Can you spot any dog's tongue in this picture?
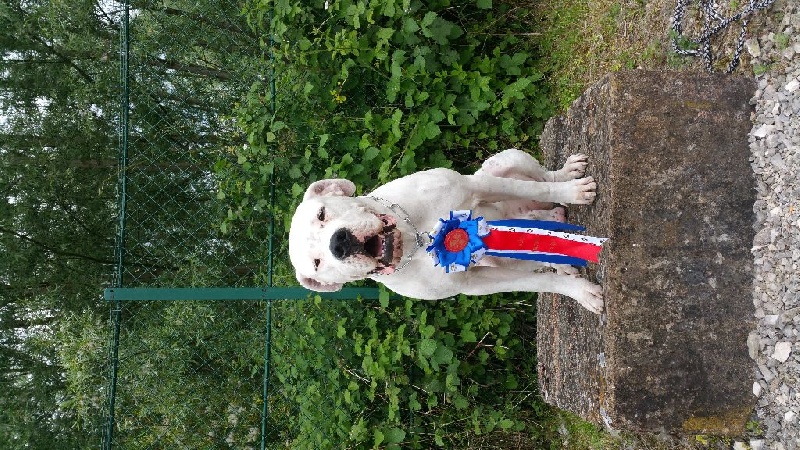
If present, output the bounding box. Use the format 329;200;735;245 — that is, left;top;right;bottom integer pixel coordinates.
375;265;396;275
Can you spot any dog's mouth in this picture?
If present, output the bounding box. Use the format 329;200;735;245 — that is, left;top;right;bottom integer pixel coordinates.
365;214;403;275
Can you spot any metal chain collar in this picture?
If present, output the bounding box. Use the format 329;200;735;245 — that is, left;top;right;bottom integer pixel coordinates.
367;196;430;273
671;0;776;73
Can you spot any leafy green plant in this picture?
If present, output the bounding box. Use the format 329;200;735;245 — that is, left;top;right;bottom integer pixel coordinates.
774;32;790;50
217;0;554;234
268;291;544;448
753;63;772;76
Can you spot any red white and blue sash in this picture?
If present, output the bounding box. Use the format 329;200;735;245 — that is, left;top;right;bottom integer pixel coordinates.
427;210;607;273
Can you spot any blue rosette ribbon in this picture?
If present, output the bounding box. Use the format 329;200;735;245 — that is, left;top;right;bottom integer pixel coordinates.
426;210;490;273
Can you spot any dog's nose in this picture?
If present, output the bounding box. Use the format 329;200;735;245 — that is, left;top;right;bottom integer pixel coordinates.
330;228;358;260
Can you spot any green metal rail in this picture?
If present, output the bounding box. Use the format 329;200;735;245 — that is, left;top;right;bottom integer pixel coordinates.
103;287;382;301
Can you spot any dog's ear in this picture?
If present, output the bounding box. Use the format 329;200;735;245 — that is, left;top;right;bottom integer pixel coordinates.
304;179;356;200
297;274;344;293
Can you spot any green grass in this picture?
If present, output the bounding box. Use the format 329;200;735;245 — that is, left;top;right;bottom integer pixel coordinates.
523;0;678;111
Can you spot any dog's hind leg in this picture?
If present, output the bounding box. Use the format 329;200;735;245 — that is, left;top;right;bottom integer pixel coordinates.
461;266;603;314
476;148;549;181
476;148;589;183
476;149;592;215
477;148;553;211
521;205;567;222
474;255;579;277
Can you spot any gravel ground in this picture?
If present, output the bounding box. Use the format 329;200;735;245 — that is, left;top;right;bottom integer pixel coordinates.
745;1;800;449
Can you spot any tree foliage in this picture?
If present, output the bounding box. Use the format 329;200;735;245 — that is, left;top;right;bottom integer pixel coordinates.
1;0;120;446
1;0;266;447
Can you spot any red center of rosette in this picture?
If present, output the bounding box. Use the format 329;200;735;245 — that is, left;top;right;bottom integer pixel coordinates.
443;228;469;252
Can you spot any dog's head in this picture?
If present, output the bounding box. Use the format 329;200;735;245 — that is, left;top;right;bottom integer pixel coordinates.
288;179;405;292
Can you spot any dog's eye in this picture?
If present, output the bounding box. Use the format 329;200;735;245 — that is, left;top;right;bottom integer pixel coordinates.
313;259;321;270
317;207;326;222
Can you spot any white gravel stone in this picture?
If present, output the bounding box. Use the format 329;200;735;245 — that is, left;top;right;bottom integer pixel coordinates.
747;38;763;57
764;314;781;327
754;124;775;138
747;4;800;448
772;342;792;362
759;364;776;382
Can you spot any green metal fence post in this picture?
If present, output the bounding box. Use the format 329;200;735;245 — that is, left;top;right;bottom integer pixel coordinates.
104;1;130;448
261;13;279;448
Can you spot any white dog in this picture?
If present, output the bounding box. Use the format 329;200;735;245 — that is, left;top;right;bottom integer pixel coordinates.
288;148;604;314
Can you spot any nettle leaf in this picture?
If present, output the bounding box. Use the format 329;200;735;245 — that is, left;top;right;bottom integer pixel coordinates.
477;0;492;9
498;321;511;337
403;17;419;34
435;429;445;446
405;90;415;107
336;320;346;339
421;11;437;30
505;373;519;389
373;429;384;447
271;120;287;132
349;418;368;441
419;338;437;358
453;393;469;410
499;52;528;76
499;418;515;430
432;344;453;366
387;51;407;102
379;289;390;307
385;427;406;445
391;50;407;76
377;27;394;41
460;327;477;342
386;77;401;103
501;77;533;107
361;146;378;161
340;152;354;166
382;1;395;17
346;3;366;28
424;17;462;45
409;393;422;411
423;121;441;139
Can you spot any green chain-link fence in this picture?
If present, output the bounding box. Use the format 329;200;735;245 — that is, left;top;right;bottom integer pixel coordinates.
103;1;382;448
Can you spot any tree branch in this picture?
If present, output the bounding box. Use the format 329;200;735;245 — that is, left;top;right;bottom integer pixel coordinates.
146;57;232;81
0;226;115;266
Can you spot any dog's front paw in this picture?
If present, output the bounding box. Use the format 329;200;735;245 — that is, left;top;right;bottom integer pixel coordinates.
549;206;567;223
555;264;579;276
575;281;604;314
527;206;567;222
563;176;597;205
551;153;589;181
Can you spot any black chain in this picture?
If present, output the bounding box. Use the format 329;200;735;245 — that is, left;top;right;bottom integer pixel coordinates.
672;0;776;73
